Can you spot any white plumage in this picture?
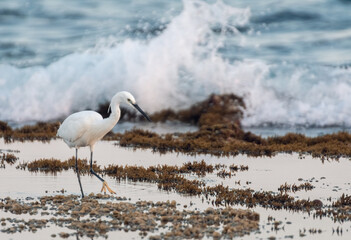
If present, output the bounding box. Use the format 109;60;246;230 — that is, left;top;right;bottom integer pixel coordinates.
58;110;115;151
57;91;150;197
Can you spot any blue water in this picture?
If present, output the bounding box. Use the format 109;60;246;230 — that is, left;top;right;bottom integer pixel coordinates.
1;0;351;135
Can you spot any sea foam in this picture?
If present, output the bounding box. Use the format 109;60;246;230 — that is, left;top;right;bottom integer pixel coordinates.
1;0;351;127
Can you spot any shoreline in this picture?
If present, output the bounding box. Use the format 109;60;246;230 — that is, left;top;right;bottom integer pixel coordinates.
1;94;351;159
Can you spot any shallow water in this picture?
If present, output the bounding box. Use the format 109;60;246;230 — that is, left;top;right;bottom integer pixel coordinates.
8;121;198;136
113;121;198;135
0;139;350;239
244;126;351;138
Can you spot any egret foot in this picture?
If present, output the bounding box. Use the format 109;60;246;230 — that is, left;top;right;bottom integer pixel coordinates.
101;181;116;194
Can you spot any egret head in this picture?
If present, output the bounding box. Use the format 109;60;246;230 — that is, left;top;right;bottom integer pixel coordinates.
121;91;137;106
110;91;151;121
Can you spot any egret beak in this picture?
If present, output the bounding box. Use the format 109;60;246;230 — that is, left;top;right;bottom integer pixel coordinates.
132;103;151;122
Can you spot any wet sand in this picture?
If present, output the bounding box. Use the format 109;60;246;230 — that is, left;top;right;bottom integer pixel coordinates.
1;139;351;239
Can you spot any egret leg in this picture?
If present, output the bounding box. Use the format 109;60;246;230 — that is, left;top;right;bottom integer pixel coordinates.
75;148;84;198
89;151;116;194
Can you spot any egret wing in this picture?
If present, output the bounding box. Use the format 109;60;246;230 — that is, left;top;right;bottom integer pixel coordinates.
57;111;103;144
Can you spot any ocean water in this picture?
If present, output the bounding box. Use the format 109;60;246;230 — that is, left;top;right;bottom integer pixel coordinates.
1;0;351;134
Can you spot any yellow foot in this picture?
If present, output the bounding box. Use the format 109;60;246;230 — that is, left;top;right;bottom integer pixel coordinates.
101;181;116;194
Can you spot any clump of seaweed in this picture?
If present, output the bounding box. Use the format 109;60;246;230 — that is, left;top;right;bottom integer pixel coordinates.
314;194;351;222
333;194;351;208
150;93;245;127
214;163;226;170
217;169;232;179
179;160;214;176
0;121;12;132
104;160;213;183
0;121;60;142
19;157;101;174
105;165;158;182
229;164;249;172
1;153;18;165
278;182;315;193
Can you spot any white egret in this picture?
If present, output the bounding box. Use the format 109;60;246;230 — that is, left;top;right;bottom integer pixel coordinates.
57;91;151;197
